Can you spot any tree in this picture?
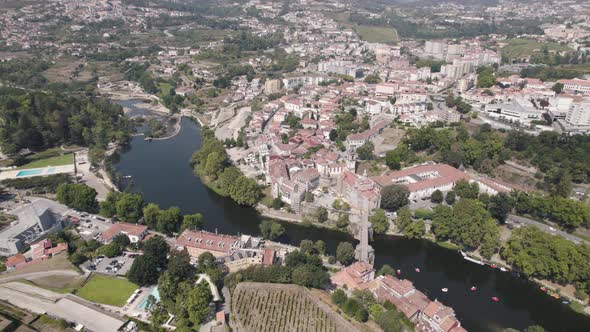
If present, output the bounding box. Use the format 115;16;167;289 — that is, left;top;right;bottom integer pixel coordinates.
259;220;284;240
300;239;316;255
336;213;350;229
488;193;512;223
431;189;444;204
143;203;160;229
218;166;240;194
112;233;130;248
181;213;203;232
354;307;369;322
88;148;106;167
128;255;159;285
129;236;169;285
329;129;338;141
168;249;194;280
331;289;347;306
97;242;122;258
315;240;326;255
551;83;564;94
370;209;389;234
336;242;355;265
56;183;98;212
403;220;425;239
197;252;217;272
314;207;328;223
230;176;260;206
377;264;395;276
385;149;402;170
115;193;144;222
445;190;456;205
157;206;182;235
186;282;213;326
524;326;545;332
356;142;374;160
480;219;501;259
204;151;226;179
304;191;314;203
364;74;381;84
454;179;479;199
477;66;496;88
99;192;120;217
143;236;169;269
395;207;413;231
380;185;409;211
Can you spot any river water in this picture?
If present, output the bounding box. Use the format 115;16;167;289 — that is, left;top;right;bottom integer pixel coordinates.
115;116;590;332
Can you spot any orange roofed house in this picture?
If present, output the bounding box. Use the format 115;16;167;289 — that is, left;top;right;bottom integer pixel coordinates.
99;222;148;244
176;230;249;258
331;261;375;290
372;163;512;201
368;275;466;332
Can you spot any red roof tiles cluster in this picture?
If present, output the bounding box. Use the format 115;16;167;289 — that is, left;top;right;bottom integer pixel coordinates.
177;230;241;254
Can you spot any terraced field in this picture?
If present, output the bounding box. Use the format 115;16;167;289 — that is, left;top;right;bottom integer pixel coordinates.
231;282;358;332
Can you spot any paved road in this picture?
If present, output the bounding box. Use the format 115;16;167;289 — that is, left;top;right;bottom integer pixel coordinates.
507;214;590;245
0;270;83;283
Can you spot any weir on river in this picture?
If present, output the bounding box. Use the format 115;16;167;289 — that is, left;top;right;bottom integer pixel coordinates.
114;108;590;332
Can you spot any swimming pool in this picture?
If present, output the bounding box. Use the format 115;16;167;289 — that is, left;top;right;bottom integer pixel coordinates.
15;167;57;178
16;169;45;177
139;287;160;310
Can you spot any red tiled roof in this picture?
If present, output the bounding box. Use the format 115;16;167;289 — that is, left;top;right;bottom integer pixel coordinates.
100;222;148;242
372;164;469;192
262;249;275;265
177;230;240;254
6;254;26;267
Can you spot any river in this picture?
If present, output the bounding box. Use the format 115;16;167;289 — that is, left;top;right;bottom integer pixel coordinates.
115;116;590;332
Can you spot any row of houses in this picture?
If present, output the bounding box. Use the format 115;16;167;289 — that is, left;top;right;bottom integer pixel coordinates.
332;262;466;332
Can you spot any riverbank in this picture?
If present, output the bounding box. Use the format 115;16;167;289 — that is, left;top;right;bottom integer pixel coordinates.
253;204;590;315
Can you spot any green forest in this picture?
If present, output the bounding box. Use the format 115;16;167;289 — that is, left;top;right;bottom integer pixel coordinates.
0;87;134;154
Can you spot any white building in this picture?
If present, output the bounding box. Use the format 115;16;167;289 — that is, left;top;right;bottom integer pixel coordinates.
484;99;543;125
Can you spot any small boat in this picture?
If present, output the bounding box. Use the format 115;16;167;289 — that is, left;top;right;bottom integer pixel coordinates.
396;269;401;275
500;267;507;272
470;286;477;291
490;264;497;269
491;297;500;302
415;268;421;273
441;288;448;293
540;287;547;292
550;293;560;299
562;300;570;304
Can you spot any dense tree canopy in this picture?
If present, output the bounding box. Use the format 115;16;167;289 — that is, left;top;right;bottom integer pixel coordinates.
56;183;98;213
0;87;133;154
380;185;409;211
192;129;260;206
431;199;500;259
501;226;590;296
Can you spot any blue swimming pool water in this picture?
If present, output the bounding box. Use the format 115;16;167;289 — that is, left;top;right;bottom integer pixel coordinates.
139;287;160;310
16;169;44;177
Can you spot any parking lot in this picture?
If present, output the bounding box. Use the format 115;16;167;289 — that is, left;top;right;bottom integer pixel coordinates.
66;211;114;240
85;253;137;276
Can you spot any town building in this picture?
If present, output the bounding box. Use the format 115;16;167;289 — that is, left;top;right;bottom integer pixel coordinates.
558;79;590;95
176;230;250;258
99;222;148;244
373;164;469;201
0;200;64;256
331;261;375;290
483;99;543;125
